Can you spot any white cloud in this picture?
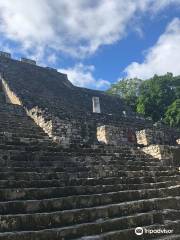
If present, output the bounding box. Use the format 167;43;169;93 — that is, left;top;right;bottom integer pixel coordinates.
0;0;180;90
150;0;180;11
59;63;110;90
0;0;179;59
0;0;138;58
125;18;180;79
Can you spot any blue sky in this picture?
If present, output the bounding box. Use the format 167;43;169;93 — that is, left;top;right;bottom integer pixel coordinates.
0;1;180;90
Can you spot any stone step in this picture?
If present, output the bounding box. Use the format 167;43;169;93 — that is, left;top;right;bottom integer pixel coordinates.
0;123;34;128
0;116;33;121
75;225;180;240
0;151;169;166
0;180;179;203
0;211;162;239
0;174;179;188
74;229;155;240
0;126;43;132
0;121;39;128
0;160;165;172
0;111;31;116
1;155;165;168
2;161;172;170
0;176;178;190
0;191;179;216
0;145;170;166
152;234;180;240
0;138;50;146
0;165;175;173
38;152;166;163
0;175;179;189
0;183;179;202
0;132;48;138
0;118;40;124
0;200;167;233
163;209;180;221
0;144;133;153
0;166;89;173
0;143;156;158
0;129;45;137
0;140;50;146
75;218;180;239
145;220;180;239
0;143;55;151
0;170;177;181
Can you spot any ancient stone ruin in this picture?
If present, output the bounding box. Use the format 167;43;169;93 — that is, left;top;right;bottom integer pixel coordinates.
0;51;179;240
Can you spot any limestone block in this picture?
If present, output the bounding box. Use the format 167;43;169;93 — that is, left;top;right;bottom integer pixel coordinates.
141;144;178;161
97;125;136;145
136;128;174;146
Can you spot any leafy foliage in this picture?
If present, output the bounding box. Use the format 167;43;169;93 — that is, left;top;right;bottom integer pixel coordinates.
107;78;142;111
164;100;180;127
136;73;177;121
107;73;180;127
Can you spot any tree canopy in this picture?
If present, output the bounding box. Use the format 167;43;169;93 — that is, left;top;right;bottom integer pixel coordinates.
107;78;142;111
164;99;180;127
107;73;180;128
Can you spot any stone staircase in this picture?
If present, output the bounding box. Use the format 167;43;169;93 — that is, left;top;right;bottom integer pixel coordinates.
0;98;180;239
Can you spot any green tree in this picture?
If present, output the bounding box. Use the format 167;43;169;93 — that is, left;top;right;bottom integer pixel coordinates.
136;73;176;121
107;78;142;111
164;99;180;127
107;73;180;126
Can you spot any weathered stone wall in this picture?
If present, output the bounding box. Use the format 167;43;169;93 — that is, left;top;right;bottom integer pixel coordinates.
27;107;53;138
22;106;89;146
136;128;176;146
142;145;179;162
97;125;136;145
136;130;149;145
141;145;172;160
136;126;180;162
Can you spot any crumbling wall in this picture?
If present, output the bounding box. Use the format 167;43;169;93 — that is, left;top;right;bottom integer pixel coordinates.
141;145;174;160
17;105;90;146
136;128;175;146
136;127;180;163
97;125;136;145
1;79;22;105
27;107;53;138
27;106;98;145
